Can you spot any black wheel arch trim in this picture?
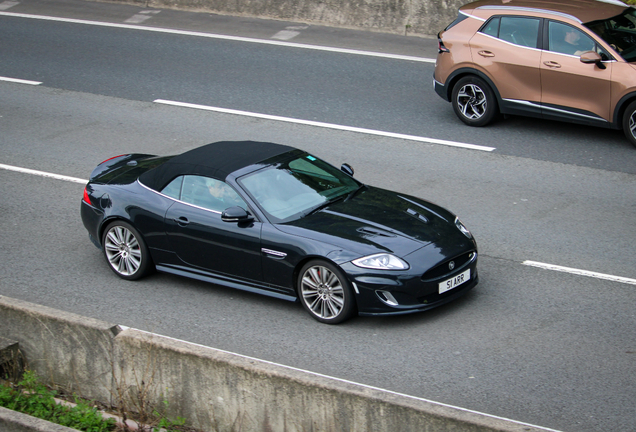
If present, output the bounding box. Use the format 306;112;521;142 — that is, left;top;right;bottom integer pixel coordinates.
443;68;504;107
613;92;636;127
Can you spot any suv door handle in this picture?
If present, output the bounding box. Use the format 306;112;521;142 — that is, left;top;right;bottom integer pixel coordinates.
478;50;495;57
543;61;561;68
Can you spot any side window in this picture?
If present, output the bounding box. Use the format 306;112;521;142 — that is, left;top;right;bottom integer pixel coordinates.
498;16;540;48
161;176;183;199
480;16;500;37
548;21;596;56
180;175;247;212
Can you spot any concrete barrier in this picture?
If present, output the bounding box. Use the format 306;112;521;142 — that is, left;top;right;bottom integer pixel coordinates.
0;295;558;431
97;0;466;35
0;407;80;432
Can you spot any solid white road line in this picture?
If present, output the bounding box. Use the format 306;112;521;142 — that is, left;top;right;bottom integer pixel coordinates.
154;99;497;152
0;76;42;85
523;260;636;286
0;11;435;63
0;163;86;184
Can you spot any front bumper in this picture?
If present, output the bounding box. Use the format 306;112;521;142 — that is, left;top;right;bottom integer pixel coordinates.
342;248;478;316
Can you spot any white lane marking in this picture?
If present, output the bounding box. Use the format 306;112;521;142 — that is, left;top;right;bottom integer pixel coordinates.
124;10;160;24
128;327;563;432
0;76;42;85
0;11;435;63
272;30;301;41
154;99;496;152
0;1;19;10
523;260;636;286
0;163;86;184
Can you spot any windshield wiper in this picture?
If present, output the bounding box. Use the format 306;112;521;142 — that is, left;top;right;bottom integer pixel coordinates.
301;195;346;218
344;184;366;202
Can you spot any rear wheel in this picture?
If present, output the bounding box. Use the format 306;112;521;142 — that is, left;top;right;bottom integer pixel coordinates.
622;100;636;148
102;221;153;280
452;76;498;127
297;260;356;324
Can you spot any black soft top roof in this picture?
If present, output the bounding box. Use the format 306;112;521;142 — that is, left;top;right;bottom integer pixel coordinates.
139;141;294;191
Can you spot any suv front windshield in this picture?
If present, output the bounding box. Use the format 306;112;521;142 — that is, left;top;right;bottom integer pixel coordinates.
586;7;636;62
238;153;361;223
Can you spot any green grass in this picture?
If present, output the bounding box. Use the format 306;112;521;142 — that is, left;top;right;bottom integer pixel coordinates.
0;371;115;432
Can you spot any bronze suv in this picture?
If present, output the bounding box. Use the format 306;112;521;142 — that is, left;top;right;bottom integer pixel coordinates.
434;0;636;148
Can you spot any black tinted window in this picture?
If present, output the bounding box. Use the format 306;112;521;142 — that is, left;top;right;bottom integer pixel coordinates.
445;12;469;31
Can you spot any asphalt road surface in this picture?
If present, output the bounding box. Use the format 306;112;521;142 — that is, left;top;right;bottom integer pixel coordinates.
1;1;635;431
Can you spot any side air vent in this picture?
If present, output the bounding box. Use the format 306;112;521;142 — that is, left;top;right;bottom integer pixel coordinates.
356;227;396;237
406;208;429;223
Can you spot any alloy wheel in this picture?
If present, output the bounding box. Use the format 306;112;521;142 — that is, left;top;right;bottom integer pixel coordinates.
300;265;346;320
104;225;142;276
456;84;487;120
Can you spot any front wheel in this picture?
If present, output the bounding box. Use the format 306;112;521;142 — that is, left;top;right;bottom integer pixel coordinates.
102;221;153;280
451;76;498;127
297;260;356;324
622;100;636;148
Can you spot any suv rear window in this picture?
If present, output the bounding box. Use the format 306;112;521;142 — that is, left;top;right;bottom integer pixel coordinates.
480;16;540;48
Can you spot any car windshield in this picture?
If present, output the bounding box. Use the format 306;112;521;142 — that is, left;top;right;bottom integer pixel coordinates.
586;7;636;62
238;153;361;223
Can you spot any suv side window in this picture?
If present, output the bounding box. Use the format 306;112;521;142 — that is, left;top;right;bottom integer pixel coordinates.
480;16;540;48
481;16;500;37
548;21;596;56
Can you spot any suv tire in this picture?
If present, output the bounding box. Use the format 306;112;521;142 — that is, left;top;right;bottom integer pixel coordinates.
622;100;636;148
452;76;498;127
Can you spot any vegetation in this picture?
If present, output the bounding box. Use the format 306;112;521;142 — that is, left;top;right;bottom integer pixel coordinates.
0;368;199;432
0;370;115;432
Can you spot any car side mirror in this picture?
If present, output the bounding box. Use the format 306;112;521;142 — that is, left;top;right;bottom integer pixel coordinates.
222;206;254;223
580;51;606;69
341;163;354;177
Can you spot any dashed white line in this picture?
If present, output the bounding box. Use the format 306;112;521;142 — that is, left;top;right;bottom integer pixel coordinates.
523;260;636;286
0;76;42;85
0;164;86;184
124;10;161;24
153;99;496;152
0;1;19;11
0;11;434;63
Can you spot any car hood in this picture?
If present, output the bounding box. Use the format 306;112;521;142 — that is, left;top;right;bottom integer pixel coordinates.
274;186;469;257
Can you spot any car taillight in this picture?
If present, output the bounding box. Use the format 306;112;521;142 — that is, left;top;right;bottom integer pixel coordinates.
82;186;93;205
438;37;449;53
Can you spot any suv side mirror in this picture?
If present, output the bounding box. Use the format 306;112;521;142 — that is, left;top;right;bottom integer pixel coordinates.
341;163;354;177
222;206;254;223
580;51;606;69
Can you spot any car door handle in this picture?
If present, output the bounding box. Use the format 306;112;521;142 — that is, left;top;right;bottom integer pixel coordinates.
478;50;495;57
543;61;561;68
174;216;189;226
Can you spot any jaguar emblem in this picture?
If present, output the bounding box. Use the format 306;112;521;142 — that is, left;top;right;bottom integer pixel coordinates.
448;261;455;271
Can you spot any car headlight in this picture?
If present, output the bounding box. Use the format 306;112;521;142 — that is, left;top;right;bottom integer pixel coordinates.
455;216;473;239
352;253;409;270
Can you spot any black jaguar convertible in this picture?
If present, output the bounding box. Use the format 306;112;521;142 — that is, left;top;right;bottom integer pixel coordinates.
81;141;478;324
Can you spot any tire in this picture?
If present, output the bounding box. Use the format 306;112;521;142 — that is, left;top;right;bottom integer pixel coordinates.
451;76;498;127
622;100;636;149
297;260;356;324
101;221;153;280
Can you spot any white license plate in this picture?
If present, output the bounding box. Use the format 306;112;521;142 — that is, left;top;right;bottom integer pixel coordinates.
439;269;470;294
